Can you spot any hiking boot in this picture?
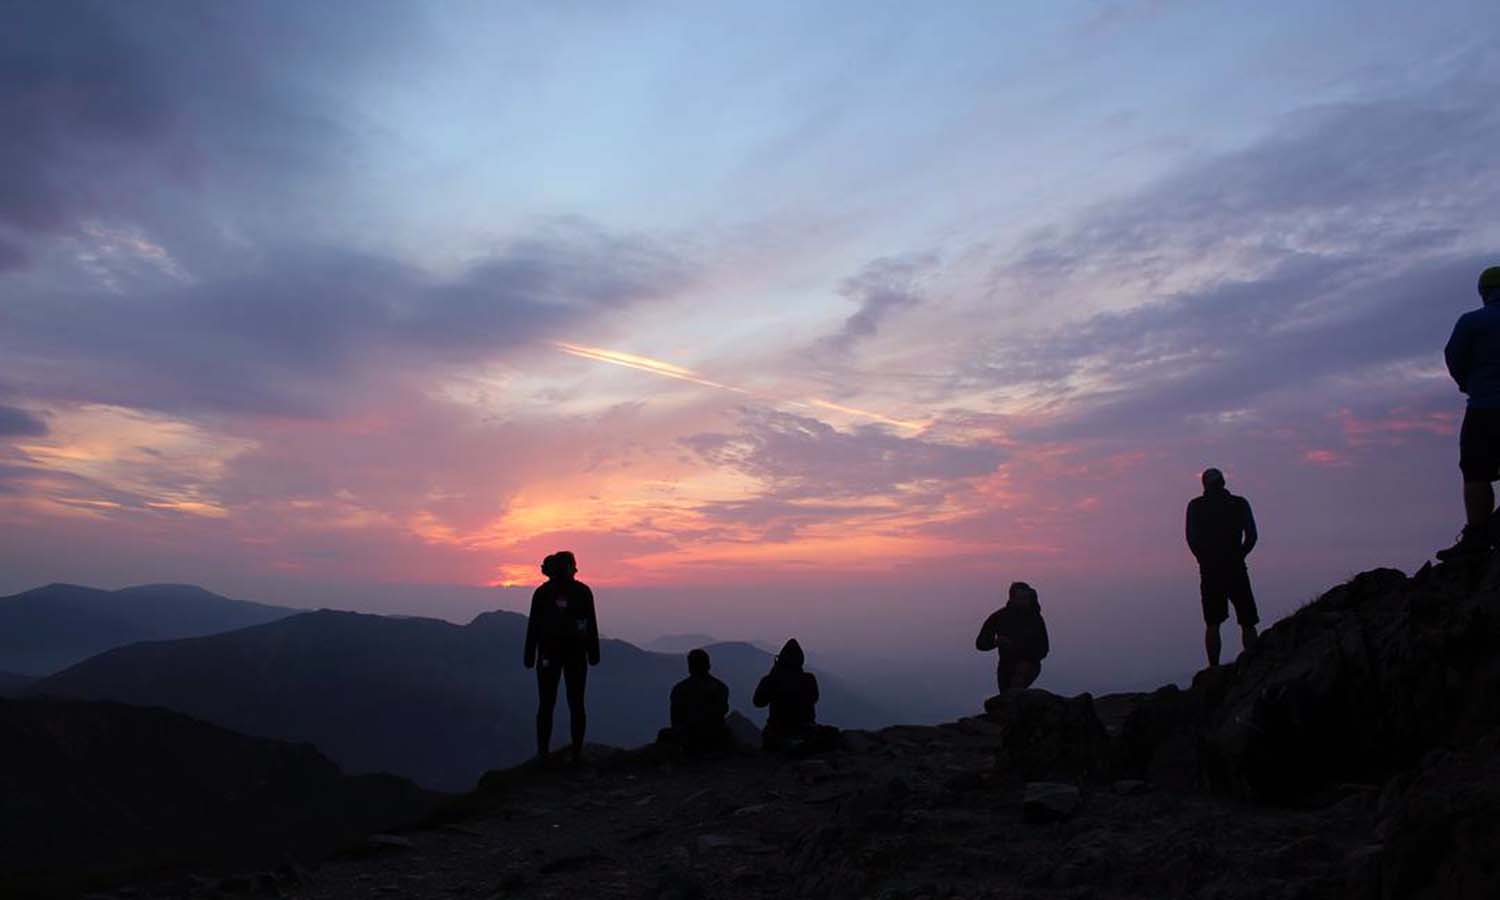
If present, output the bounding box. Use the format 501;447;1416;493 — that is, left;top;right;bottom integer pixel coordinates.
1436;525;1491;562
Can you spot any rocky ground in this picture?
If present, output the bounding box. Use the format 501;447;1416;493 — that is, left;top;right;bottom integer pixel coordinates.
95;555;1500;899
273;724;1377;900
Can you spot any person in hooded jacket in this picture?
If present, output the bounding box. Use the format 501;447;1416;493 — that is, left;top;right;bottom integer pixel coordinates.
753;638;839;753
522;551;599;764
975;582;1050;692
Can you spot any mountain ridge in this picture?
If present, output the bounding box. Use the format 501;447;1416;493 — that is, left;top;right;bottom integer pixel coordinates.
32;606;893;790
0;582;298;676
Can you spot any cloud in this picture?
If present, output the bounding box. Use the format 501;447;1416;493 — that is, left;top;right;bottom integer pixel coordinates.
679;409;1004;539
822;255;934;353
685;409;1002;499
2;222;690;418
950;66;1500;439
0;405;47;437
0;1;419;259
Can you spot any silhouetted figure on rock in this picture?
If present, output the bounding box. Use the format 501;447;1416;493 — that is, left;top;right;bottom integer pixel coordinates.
657;648;731;754
753;638;839;754
1438;266;1500;561
975;581;1050;692
1186;468;1259;666
523;551;599;764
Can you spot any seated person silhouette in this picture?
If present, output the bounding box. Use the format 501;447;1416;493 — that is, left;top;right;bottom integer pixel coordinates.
657;648;731;754
974;582;1050;692
752;638;840;754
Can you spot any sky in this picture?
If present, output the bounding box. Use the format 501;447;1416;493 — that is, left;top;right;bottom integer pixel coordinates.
2;1;1499;701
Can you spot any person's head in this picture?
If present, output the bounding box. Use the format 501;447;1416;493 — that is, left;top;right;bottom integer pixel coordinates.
1008;581;1039;610
775;638;805;671
540;550;578;580
1201;467;1226;492
1481;267;1500;305
687;648;711;676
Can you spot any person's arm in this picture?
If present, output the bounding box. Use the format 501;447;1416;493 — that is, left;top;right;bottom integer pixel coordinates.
752;674;772;708
523;588;541;669
669;683;686;730
1186;501;1205;560
583;585;600;665
975;611;1000;651
806;673;820;705
1446;317;1473;393
1036;617;1050;661
712;679;730;720
1241;500;1258;557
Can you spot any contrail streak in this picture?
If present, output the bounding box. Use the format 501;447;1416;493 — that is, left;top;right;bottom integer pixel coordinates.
554;342;749;394
552;342;925;431
806;398;927;431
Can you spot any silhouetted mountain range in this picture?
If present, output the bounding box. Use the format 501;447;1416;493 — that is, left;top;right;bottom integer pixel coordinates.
0;670;34;697
0;696;434;898
33;608;891;790
0;583;296;675
641;632;720;653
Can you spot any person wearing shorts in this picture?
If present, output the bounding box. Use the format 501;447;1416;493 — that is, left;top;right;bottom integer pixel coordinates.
1186;468;1259;667
1437;267;1500;561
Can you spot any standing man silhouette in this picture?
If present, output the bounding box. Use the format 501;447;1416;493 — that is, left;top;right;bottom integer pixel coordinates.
1437;267;1500;561
1186;468;1259;667
523;551;599;764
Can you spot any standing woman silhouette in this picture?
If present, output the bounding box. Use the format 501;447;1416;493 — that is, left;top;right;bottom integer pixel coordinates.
522;551;600;764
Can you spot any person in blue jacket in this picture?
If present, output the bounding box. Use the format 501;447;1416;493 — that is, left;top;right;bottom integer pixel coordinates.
1437;266;1500;560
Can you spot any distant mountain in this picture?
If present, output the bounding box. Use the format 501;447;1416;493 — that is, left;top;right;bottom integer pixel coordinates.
0;697;435;896
641;632;720;653
0;671;34;697
0;583;297;675
34;610;893;791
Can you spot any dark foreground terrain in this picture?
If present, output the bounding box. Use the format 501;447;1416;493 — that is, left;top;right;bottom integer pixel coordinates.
0;699;436;898
23;554;1500;899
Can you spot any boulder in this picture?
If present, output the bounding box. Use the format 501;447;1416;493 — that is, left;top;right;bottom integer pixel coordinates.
1020;782;1081;824
725;711;762;749
1362;730;1500;899
1116;562;1500;805
1201;565;1500;803
983;689;1112;782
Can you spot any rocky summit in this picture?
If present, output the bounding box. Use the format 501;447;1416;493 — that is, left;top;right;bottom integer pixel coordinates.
53;558;1500;899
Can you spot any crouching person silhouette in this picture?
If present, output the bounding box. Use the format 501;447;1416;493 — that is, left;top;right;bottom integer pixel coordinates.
522;551;599;765
752;638;840;755
975;582;1050;692
657;648;732;755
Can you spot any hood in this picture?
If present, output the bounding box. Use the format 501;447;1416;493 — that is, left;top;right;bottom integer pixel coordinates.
1007;595;1041;615
776;638;805;670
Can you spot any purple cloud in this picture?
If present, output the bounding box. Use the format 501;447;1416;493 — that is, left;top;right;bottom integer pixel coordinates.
0;405;47;437
3;223;690;418
822;255;934;353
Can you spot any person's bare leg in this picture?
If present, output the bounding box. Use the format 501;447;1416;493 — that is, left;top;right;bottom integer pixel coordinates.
1464;480;1495;528
1240;624;1258;654
1205;625;1222;668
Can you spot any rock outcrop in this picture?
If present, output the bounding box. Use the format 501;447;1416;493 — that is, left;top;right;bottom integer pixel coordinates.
982;688;1112;783
1117;561;1500;806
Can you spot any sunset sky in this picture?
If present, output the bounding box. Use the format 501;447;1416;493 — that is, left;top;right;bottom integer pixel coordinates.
3;1;1498;693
